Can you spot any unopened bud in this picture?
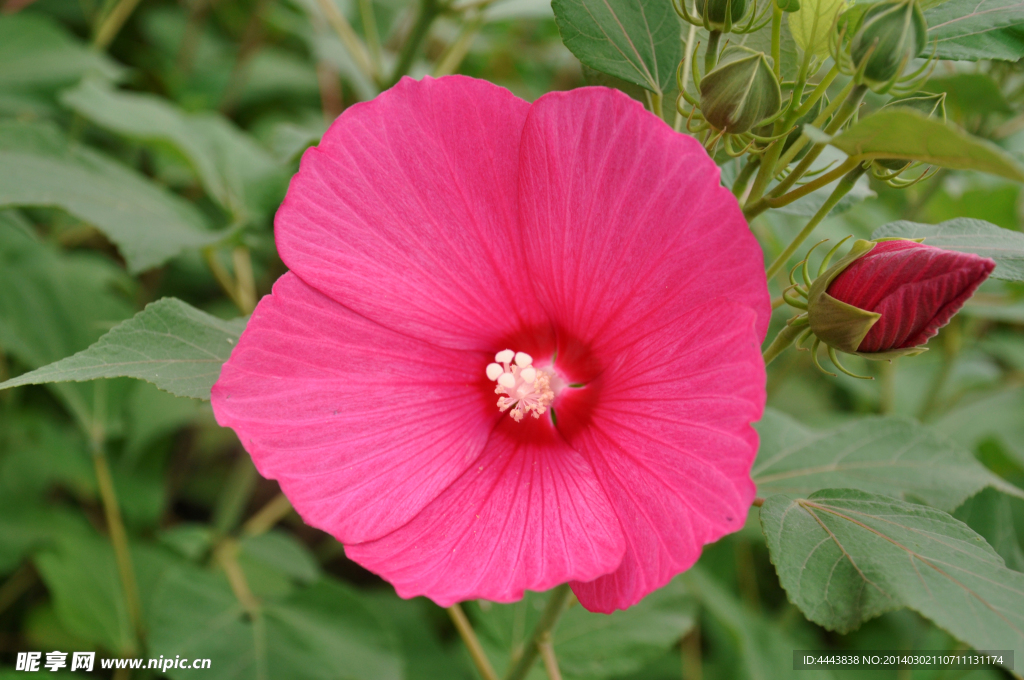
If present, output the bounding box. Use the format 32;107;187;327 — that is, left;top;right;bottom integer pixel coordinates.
849;0;928;86
875;92;946;170
699;47;782;134
696;0;749;29
807;239;994;357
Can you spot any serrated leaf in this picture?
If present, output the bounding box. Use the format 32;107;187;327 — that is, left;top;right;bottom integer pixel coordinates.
0;14;122;91
552;0;682;94
829;110;1024;182
761;488;1024;657
871;218;1024;282
148;568;403;680
0;298;247;401
753;410;1024;511
0;122;230;273
925;0;1024;61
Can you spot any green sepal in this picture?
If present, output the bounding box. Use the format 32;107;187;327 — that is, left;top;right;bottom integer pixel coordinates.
807;239;878;353
854;345;929;360
808;291;882;353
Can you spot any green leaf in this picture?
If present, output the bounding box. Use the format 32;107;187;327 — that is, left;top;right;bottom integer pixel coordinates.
954;488;1024;572
0;14;122;92
0;298;246;401
925;0;1024;61
148;568;403;680
871;218;1024;282
753;409;1024;511
552;0;682;94
470;581;695;679
0;210;136;428
829;110;1024;182
761;487;1024;656
683;567;835;680
789;0;848;58
34;529;184;653
0;122;230;273
61;79;287;221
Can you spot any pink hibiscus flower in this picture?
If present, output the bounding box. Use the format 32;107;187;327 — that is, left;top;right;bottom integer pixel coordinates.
211;76;769;613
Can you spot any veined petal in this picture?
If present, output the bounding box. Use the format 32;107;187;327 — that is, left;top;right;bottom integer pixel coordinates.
560;301;765;613
275;75;544;351
515;86;770;364
345;418;626;606
211;273;496;544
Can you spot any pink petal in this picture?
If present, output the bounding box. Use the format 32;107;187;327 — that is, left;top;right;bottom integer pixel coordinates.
274;75;545;351
211;273;496;544
514;86;770;367
560;301;765;613
345;417;626;606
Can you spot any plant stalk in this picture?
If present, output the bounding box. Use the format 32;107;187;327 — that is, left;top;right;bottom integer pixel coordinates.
704;30;722;75
391;0;442;85
448;603;500;680
763;321;806;366
504;584;573;680
764;163;867;280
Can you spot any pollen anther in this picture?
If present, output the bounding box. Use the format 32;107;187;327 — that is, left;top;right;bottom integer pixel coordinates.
486;349;555;422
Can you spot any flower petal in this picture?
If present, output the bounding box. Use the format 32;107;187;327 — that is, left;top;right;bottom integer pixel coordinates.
559;301;765;613
515;86;770;363
826;240;995;352
345;418;626;606
275;75;543;351
211;272;496;544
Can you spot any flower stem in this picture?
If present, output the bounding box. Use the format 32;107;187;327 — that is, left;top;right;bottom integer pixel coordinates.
763;322;806;366
92;0;142;49
358;0;383;76
538;634;563;680
504;584;573;680
448;603;499;680
764;163;866;280
391;0;442;85
764;84;868;206
241;493;293;537
732;158;760;199
92;438;144;655
770;6;782;78
704;30;722;75
762;157;858;209
314;0;377;84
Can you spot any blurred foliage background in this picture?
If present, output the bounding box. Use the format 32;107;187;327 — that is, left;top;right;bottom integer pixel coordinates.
0;0;1023;677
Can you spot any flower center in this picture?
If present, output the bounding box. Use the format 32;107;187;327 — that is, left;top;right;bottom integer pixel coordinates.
486;349;555;422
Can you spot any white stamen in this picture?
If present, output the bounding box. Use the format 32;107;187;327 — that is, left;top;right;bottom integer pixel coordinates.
485;363;504;381
484;348;555;423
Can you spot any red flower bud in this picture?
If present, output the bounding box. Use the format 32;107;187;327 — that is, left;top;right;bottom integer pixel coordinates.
824;240;994;353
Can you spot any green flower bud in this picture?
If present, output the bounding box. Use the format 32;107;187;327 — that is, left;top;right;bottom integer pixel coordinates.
699;47;782;134
875;92;946;170
849;0;928;86
696;0;749;29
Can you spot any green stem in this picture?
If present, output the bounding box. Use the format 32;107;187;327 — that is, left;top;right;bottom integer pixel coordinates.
504;584;573;680
358;0;383;75
314;0;377;84
391;0;442;85
92;439;143;654
767;83;867;204
704;30;722;75
433;11;483;76
763;322;806;366
773;73;853;174
764;163;867;280
449;604;500;680
650;91;664;119
92;0;142;49
241;493;293;537
770;5;782;78
759;157;858;210
732;158;760;199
